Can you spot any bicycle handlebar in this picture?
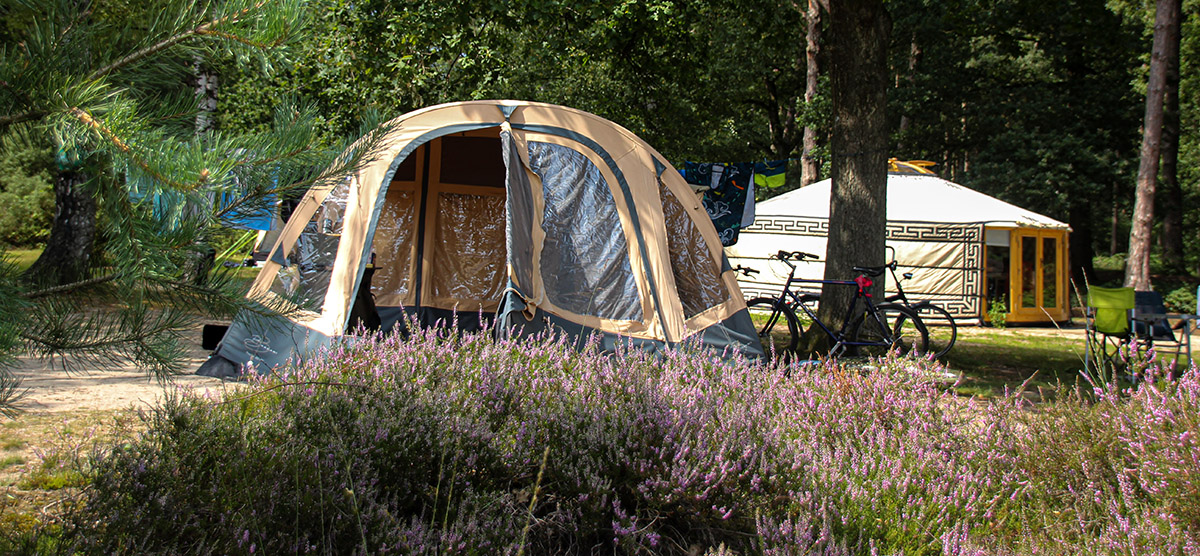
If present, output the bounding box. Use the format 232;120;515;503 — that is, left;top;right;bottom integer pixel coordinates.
774;250;819;262
733;265;760;277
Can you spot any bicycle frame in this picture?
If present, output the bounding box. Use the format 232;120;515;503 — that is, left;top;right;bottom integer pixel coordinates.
765;253;897;356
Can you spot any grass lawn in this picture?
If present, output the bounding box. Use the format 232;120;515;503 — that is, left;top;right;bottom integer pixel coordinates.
939;325;1089;397
747;307;1146;397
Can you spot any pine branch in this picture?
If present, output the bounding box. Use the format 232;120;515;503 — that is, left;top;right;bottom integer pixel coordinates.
196;28;287;50
68;106;210;191
0;111;44;128
0;77;43;128
87;1;272;81
20;273;121;299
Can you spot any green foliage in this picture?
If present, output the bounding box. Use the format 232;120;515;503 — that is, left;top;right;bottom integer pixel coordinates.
1163;284;1198;314
220;0;814;166
0;0;396;391
988;296;1009;328
0;135;53;248
1094;252;1128;271
888;0;1143;269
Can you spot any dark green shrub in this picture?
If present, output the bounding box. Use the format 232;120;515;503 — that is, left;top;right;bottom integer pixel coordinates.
0;140;53;248
1163;284;1197;315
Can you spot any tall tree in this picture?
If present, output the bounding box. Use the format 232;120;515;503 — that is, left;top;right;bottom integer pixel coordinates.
815;0;890;336
1126;0;1181;290
802;0;828;186
1159;0;1185;272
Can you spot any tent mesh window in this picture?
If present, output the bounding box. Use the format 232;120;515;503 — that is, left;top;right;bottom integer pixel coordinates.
268;177;352;311
659;179;729;318
528;142;642;321
430;192;507;306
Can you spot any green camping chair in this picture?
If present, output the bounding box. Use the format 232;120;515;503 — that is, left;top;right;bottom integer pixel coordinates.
1084;286;1135;379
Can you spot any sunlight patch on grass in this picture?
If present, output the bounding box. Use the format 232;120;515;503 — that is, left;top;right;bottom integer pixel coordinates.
4;249;41;272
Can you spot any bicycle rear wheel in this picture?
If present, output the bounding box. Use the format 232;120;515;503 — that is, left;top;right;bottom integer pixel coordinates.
913;303;957;359
746;297;800;361
848;303;930;358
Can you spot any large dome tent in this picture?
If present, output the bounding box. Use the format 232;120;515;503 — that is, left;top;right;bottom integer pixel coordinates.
727;166;1071;325
199;100;764;376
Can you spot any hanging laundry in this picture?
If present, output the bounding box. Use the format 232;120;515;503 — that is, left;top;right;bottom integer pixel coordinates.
682;161;756;246
754;159;788;190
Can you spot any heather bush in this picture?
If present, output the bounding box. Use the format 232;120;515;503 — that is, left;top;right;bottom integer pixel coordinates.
55;327;1200;555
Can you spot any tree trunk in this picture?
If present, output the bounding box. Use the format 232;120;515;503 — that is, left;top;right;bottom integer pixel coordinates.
1111;181;1122;255
1159;0;1183;273
811;0;890;345
801;0;826;186
1124;0;1178;291
23;169;96;286
1069;201;1095;285
190;54;219;285
193;55;219;135
896;35;921;154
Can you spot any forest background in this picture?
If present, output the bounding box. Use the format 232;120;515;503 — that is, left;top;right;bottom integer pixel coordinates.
1;0;1196;293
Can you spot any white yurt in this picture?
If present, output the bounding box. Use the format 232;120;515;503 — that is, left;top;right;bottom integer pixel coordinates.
726;165;1071;324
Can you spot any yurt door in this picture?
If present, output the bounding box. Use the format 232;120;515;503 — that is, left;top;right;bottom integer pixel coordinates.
1008;229;1069;323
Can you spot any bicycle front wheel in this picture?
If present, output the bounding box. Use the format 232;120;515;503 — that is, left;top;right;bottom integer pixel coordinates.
746;297;800;360
848;303;930;359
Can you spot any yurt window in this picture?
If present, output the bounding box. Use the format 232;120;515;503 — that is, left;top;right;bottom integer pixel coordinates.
1020;235;1037;309
1042;237;1058;308
528;142;642;321
269;176;352;310
659;179;728;318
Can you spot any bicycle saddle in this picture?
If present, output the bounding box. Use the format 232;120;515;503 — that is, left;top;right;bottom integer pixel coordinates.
852;265;888;277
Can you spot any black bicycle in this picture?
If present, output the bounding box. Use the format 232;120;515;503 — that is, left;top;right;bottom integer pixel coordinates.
882;246;957;359
737;250;929;361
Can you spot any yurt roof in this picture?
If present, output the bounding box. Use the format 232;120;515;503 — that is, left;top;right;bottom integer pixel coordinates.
757;173;1069;229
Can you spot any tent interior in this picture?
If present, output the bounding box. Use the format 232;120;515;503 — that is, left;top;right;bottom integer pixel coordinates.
271;127;509;333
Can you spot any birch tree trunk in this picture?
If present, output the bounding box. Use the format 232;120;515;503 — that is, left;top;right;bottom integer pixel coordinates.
1124;0;1179;291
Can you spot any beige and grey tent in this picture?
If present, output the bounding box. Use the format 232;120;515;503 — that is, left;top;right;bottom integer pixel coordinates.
199;100;763;376
727;172;1071;325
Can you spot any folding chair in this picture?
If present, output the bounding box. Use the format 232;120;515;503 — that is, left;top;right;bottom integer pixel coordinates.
1084;286;1135;379
1132;290;1194;371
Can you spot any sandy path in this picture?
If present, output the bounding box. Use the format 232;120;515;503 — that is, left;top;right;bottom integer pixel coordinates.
10;337;241;414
